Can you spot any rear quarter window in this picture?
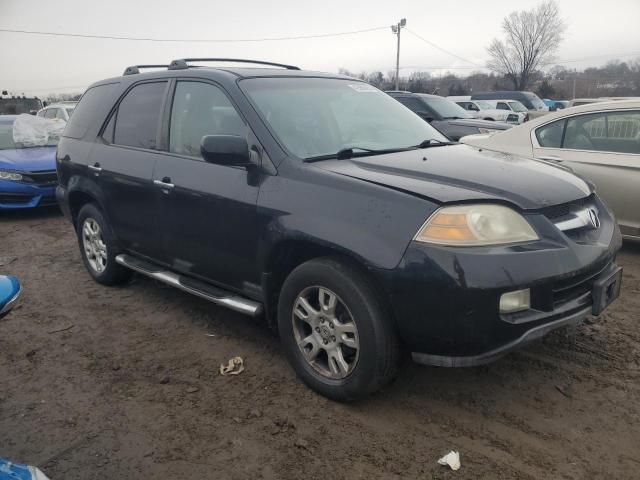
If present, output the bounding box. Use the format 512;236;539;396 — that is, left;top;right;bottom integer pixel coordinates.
63;83;120;139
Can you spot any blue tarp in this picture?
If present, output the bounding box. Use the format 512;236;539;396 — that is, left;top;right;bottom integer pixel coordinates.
0;459;49;480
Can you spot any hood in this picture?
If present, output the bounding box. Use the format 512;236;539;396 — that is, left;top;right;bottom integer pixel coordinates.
446;118;512;130
0;147;57;172
314;144;591;210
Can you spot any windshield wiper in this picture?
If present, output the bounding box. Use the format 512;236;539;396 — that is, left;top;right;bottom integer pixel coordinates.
416;139;457;148
304;146;414;162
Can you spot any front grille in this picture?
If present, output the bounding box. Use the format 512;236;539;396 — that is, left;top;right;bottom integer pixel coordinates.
540;195;593;220
20;170;58;187
0;192;34;204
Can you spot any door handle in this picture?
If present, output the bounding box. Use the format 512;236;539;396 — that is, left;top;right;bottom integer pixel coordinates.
153;178;175;190
88;162;102;173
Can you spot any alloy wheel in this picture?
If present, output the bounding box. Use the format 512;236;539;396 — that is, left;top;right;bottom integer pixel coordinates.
291;286;359;379
82;218;107;274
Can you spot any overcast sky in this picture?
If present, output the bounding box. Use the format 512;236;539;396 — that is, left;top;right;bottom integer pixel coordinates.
2;0;639;96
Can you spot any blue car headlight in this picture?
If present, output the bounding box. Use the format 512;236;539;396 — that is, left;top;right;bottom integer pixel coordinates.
0;170;23;181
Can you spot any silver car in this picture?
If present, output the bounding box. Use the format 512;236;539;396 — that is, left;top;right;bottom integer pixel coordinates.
460;99;640;241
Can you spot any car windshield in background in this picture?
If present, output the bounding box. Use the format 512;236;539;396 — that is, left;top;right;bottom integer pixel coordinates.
526;93;546;109
508;101;528;112
241;78;448;159
419;95;473;120
0;121;16;150
2;115;62;149
476;100;494;110
66;108;75;116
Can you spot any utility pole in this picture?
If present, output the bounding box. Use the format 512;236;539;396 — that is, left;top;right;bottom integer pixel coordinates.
391;18;406;90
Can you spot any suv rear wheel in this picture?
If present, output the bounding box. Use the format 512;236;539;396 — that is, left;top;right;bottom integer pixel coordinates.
278;257;399;401
76;203;131;285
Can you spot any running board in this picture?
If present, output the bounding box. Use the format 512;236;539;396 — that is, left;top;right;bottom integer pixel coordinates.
115;254;263;317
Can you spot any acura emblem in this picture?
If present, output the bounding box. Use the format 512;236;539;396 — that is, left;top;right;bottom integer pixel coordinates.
588;209;600;229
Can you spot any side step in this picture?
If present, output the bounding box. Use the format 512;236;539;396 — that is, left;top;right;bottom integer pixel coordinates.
115;254;263;317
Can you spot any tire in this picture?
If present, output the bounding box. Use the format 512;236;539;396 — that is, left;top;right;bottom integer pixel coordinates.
277;256;400;401
76;203;131;286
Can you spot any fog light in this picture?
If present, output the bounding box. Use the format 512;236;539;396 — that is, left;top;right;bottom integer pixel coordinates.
500;289;530;313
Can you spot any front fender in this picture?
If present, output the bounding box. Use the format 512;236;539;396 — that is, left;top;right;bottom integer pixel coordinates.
257;160;438;271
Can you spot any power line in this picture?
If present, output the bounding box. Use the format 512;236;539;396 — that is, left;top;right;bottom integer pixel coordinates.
405;29;481;67
0;26;388;43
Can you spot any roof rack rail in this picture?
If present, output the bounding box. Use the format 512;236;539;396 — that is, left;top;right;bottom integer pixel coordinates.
168;58;300;71
123;65;171;76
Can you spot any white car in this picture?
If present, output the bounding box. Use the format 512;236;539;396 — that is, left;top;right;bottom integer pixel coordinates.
447;97;525;124
36;101;77;122
460;99;640;240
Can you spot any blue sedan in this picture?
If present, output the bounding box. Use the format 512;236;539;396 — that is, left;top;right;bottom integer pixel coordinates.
0;115;58;209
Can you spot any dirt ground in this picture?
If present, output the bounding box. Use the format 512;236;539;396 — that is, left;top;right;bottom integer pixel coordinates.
1;207;639;480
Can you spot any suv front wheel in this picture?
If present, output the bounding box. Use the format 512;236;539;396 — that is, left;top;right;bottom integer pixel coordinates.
278;257;400;401
76;203;131;286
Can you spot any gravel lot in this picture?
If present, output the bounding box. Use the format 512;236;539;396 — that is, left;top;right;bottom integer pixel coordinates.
1;207;639;479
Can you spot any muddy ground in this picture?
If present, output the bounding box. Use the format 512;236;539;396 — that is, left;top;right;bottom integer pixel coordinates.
1;207;639;480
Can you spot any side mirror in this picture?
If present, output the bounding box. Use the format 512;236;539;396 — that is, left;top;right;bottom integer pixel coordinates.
200;135;252;167
42;101;48;107
0;275;21;319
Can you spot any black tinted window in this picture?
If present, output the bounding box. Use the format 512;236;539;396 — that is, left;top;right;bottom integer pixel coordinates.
169;81;246;158
396;97;425;113
114;82;167;149
64;83;119;139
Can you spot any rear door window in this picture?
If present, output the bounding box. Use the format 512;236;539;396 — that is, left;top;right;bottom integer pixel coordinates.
601;111;640;154
114;82;167;150
564;113;606;151
169;81;246;159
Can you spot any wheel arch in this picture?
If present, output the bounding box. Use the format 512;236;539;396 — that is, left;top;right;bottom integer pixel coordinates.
66;177;109;228
261;237;393;331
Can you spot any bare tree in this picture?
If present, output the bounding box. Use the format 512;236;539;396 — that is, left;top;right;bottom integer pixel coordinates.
487;1;566;90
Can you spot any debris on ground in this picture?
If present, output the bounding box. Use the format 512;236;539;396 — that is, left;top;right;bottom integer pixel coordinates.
438;451;461;471
220;356;244;376
47;324;74;334
0;458;50;479
185;386;200;393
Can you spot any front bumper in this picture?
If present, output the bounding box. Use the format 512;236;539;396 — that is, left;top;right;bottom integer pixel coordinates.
0;179;56;209
375;198;623;366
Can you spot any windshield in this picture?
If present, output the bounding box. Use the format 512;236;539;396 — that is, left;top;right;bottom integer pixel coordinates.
0;115;63;150
420;95;473;119
508;101;528;112
526;93;546;110
241;78;448;159
475;100;493;110
66;108;75;116
0;121;16;150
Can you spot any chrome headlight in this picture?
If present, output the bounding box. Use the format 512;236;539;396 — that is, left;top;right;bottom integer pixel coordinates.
415;204;539;246
0;170;23;181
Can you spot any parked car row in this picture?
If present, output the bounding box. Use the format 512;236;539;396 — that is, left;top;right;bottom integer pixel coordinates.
387;91;513;140
448;96;528;124
52;59;623;401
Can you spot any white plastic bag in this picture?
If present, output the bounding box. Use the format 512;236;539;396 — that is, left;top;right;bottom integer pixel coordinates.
12;114;64;148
